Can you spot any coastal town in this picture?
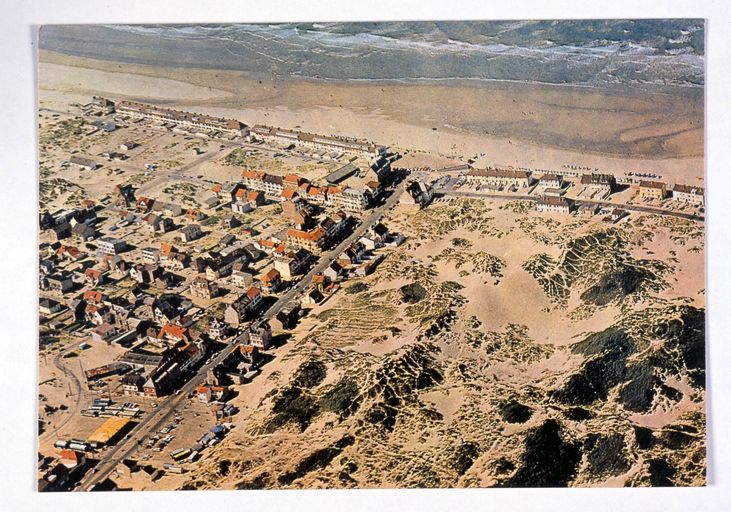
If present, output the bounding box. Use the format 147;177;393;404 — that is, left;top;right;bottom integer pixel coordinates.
38;95;705;491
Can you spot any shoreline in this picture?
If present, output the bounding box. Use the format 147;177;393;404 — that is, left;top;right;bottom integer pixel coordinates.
39;48;703;101
38;50;704;184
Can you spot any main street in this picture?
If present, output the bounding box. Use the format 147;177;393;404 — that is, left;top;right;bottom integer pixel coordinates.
262;185;406;321
77;334;243;491
77;184;405;491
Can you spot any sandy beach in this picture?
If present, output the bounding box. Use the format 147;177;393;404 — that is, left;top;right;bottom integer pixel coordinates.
39;50;704;186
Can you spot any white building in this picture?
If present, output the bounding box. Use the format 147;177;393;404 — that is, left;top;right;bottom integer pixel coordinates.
536;196;572;214
97;237;126;255
672;184;704;206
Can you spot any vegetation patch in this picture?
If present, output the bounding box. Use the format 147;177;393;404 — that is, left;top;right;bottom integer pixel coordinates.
400;282;427;304
278;434;355;486
502;419;581;487
522;228;671;309
293;360;327;389
409;198;506;239
452;442;481;475
500;401;533;424
266;387;320;432
345;282;369;294
584;433;631;478
320;378;361;418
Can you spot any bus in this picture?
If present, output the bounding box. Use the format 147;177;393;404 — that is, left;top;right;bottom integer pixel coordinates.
163;464;184;474
171;449;190;462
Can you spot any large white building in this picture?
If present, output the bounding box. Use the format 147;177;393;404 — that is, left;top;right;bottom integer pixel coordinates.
97;237;126;255
252;124;386;157
672;184;704;206
465;169;533;189
112;99;249;137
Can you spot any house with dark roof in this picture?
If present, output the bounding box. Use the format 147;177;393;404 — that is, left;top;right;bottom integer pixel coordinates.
400;180;434;209
249;320;272;350
39;297;62;315
69;155;98;170
179;224;202;243
224;287;263;325
466;168;533;189
672;184;704;206
46;273;74;293
536;196;573;214
190;276;219;300
539;174;563;188
639;180;667;200
71;222;95;242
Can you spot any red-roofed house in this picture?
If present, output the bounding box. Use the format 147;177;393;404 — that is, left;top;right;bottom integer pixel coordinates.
84;268;104;287
83;289;104;304
307;186;328;204
85;303;112;325
283;173;305;191
57;245;85;262
312;273;330;292
195;384;227;404
58;449;85;469
255;238;278;253
136;196;155;212
286;227;327;253
247;190;265;208
281;188;299;201
187;208;206;222
159;242;175;260
260;268;281;292
242;169;266;189
157;323;190;344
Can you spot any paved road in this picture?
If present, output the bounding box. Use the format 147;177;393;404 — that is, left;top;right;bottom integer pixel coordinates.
261;186;406;321
76;185;405;491
76;336;244;491
436;188;704;222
